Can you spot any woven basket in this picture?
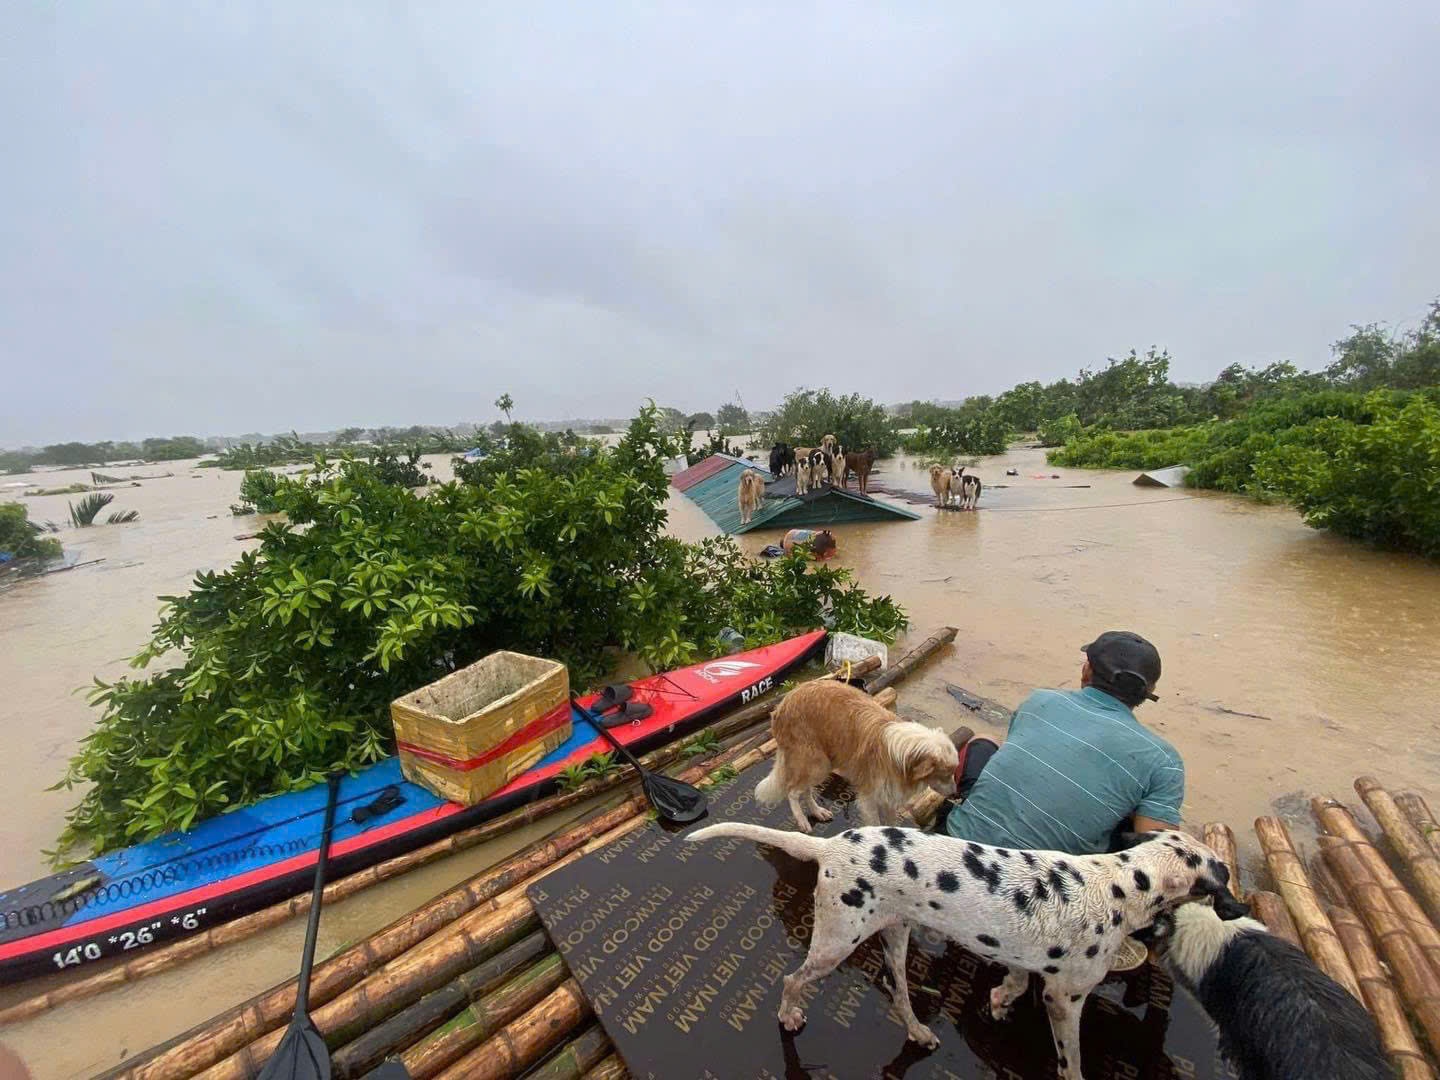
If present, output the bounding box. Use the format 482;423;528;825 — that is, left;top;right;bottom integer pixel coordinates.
392;651;570;805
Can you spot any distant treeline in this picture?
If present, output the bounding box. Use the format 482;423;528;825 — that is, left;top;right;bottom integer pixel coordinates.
0;436;209;473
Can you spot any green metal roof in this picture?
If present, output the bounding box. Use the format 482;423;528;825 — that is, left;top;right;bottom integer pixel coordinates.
672;455;920;534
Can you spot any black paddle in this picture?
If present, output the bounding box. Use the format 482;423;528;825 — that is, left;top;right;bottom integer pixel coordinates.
257;773;343;1080
570;692;707;824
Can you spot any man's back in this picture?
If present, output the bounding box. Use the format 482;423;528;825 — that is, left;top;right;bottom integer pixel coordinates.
944;686;1184;853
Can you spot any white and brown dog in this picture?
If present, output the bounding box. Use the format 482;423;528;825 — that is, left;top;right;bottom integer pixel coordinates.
737;469;765;525
794;448;827;495
687;825;1238;1080
755;679;957;830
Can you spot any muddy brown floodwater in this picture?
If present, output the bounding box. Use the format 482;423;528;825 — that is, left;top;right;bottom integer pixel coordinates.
2;446;1439;1077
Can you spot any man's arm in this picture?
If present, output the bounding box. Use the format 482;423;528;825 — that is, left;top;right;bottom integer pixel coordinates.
1134;754;1186;831
1132;814;1178;833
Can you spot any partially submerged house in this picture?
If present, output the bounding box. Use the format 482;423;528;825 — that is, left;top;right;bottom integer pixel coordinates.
670;454;920;534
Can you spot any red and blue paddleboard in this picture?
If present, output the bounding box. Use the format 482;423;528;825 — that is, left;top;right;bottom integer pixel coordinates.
0;630;825;985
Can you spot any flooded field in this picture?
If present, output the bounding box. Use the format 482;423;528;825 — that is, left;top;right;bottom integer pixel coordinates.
3;447;1440;1076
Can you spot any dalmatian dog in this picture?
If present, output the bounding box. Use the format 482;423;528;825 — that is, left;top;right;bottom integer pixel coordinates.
688;825;1239;1080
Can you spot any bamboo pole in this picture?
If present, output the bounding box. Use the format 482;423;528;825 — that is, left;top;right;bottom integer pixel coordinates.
581;1058;628;1080
1398;793;1440;861
1329;906;1436;1078
435;980;591;1080
203;895;540;1079
1318;834;1440;1057
1253;816;1362;1000
1201;823;1242;901
105;745;752;1080
1247;890;1302;949
1307;849;1348;908
865;627;957;694
518;1024;613;1080
4;700;791;1028
329;934;553;1078
1312;797;1440;976
1356;777;1440;929
386;954;568;1079
200;811;652;1080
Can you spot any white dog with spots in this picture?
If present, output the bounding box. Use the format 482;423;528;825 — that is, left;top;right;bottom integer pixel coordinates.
687;824;1237;1080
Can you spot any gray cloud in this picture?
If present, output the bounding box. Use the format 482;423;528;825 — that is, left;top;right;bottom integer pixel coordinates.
3;2;1437;443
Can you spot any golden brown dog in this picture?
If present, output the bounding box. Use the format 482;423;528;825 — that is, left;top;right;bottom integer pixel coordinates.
737;469;765;524
756;679;957;829
928;464;955;508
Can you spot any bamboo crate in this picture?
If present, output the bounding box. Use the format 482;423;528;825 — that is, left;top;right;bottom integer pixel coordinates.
393;652;571;805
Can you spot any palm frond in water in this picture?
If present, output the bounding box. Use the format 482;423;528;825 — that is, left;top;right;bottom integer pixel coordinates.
68;492;115;527
106;510;139;524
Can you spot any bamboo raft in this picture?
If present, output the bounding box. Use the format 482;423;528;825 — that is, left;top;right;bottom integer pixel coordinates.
25;625;1440;1080
1248;780;1440;1078
73;629;955;1080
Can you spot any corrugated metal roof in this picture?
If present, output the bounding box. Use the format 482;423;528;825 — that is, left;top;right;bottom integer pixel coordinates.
1134;465;1192;488
672;454;920;534
670;453;738;492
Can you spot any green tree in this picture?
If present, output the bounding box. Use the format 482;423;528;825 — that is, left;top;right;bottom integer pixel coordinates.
0;502;62;560
1074;348;1184;428
141;436;208;461
750;389;900;456
1036;413;1082;447
901;399;1011;456
0;450;34;475
36;442;106;466
994;382;1045;432
1326;325;1396;389
715;402;750;434
495;393;515;422
686;411;716;431
658;407;690;433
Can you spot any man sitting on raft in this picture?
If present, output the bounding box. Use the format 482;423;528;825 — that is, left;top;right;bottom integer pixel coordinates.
938;631;1183;970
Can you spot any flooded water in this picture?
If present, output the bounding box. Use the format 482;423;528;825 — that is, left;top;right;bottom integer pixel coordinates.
2;447;1439;1076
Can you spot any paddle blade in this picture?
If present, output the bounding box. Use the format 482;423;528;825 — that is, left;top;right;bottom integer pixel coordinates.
256;1018;331;1080
644;772;708;824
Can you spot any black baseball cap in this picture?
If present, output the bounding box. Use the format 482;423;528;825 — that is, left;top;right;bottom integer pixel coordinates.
1082;631;1162;702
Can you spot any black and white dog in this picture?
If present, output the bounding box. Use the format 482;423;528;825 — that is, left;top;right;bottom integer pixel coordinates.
689;824;1237;1079
950;466;982;510
1148;903;1390;1080
769;442;795;478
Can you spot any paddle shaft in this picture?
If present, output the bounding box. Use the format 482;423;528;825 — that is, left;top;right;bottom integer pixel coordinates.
296;774;342;1009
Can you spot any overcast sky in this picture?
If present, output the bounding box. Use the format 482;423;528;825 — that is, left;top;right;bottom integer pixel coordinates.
3;3;1437;444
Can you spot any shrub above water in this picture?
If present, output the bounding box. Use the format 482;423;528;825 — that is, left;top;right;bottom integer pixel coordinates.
0;502;62;561
1049;389;1440;555
750;389;901;456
